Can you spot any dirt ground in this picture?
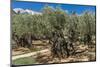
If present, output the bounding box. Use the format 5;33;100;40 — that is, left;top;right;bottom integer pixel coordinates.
34;44;96;64
12;40;96;64
12;40;49;56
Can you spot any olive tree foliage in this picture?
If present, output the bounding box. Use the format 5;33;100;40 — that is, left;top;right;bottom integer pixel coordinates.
12;14;44;37
78;12;96;45
12;5;96;56
42;6;69;36
67;12;80;43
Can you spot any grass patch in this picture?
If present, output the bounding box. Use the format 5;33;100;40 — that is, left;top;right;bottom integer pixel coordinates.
12;57;37;65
